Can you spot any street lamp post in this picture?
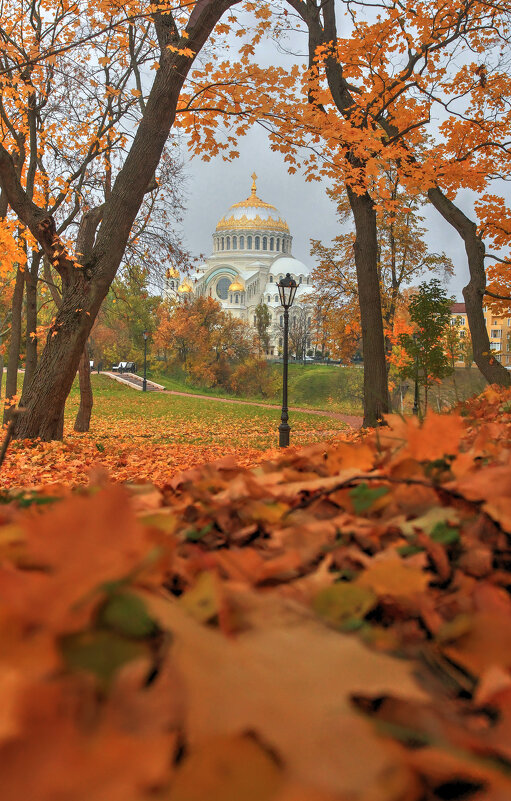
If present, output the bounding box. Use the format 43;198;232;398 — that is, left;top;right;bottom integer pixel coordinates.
142;331;148;392
276;273;298;447
412;332;419;416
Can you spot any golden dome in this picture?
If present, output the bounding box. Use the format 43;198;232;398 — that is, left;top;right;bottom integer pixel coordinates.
177;278;193;294
166;266;179;279
215;173;289;233
228;278;244;292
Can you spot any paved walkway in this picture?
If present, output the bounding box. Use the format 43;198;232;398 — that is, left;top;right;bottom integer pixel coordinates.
101;371;363;429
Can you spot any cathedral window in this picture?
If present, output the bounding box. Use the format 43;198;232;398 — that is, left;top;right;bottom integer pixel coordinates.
267;294;270;302
221;237;225;250
269;275;273;282
235;294;239;304
226;236;230;250
270;238;274;251
216;277;231;300
255;236;260;250
263;236;267;250
280;315;283;326
247;235;252;249
240;235;244;249
274;295;278;303
253;316;256;325
233;236;237;249
276;239;280;251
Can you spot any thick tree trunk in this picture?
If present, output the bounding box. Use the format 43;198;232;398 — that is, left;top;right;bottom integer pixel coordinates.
347;187;389;426
74;344;93;432
428;188;510;387
22;251;41;398
7;0;239;441
3;265;25;423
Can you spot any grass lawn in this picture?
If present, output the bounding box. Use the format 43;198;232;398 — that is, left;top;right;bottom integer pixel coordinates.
1;376;350;490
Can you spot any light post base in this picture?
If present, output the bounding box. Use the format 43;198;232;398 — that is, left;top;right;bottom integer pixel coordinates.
279;423;290;448
142;380;147;392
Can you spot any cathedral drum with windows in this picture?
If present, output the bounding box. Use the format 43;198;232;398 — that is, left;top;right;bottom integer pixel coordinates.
169;174;313;356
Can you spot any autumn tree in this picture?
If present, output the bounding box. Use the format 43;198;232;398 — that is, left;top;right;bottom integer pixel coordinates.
254;301;271;355
89;265;161;369
284;301;312;362
311;179;453;363
0;0;242;440
399;280;454;414
154;295;264;392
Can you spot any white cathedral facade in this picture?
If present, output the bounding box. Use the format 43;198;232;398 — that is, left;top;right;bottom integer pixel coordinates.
167;174;314;357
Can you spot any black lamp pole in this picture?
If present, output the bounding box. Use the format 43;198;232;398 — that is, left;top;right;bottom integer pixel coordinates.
277;273;298;447
143;331;148;392
279;306;290;447
412;332;419;416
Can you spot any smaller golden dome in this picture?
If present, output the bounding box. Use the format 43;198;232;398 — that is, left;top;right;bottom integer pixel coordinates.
166;266;179;279
228;278;244;292
177;279;193;294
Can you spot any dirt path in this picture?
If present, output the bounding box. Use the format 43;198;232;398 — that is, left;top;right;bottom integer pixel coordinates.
162;390;363;429
102;371;363;428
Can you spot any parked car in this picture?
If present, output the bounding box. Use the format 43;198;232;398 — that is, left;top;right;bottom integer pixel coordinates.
112;361;136;373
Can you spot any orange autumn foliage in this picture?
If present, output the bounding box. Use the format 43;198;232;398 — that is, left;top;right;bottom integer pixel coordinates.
1;386;511;798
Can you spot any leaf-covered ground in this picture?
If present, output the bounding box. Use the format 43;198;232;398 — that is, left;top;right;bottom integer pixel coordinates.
0;376;350;489
1;385;511;800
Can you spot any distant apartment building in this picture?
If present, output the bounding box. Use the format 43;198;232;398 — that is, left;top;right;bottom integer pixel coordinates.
450;302;511;366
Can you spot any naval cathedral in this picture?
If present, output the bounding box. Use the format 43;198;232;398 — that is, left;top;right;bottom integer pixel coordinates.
166;174;314;356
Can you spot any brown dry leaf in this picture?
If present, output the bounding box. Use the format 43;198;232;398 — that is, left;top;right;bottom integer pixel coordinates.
355;554;430;601
405;746;511;800
145;589;427;798
442;611;511;677
14;486;159;633
449;464;511;505
484;495;511;533
0;680;174;801
474;666;511;707
398;412;465;462
168;732;284;801
323;442;375;474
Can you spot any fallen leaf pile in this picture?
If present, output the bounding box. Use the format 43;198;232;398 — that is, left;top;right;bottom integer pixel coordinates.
1;384;511;800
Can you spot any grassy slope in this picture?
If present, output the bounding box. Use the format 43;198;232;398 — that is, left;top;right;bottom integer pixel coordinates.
149;363;488;416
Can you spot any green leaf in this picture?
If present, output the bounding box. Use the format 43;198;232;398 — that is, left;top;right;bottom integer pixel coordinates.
185;522;214;542
60;630;148;687
349;483;389;514
0;491;60;509
97;591;159;639
430;521;460;545
95;442;105;452
313;582;377;628
397;543;425;557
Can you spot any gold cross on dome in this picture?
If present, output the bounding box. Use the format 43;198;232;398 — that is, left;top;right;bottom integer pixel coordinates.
251;172;257;194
